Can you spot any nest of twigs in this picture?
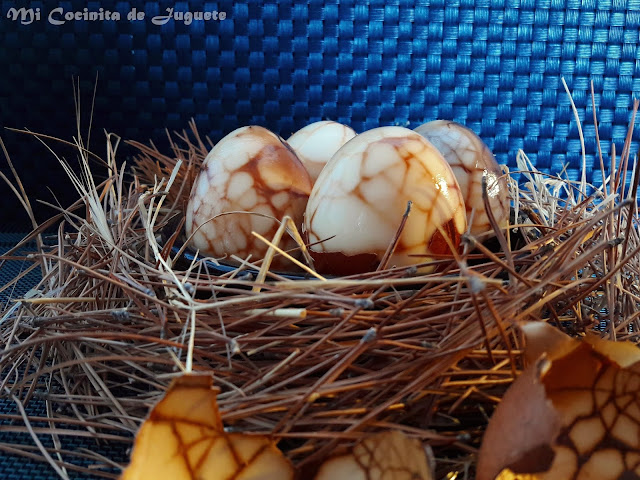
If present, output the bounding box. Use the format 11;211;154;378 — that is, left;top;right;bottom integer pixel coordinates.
1;96;640;479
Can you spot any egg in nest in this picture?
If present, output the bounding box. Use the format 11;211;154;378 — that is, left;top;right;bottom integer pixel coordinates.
186;126;312;266
287;121;356;183
414;120;509;235
303;126;467;275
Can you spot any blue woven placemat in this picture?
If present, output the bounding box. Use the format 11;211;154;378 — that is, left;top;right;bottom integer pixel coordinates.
0;233;40;309
1;0;640;227
0;233;129;479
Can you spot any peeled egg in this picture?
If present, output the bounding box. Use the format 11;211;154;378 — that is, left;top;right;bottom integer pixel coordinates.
304;126;467;275
414;120;509;235
186;126;312;265
314;431;434;480
287;121;357;183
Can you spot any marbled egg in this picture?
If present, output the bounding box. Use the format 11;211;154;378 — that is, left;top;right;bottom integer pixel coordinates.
186;126;313;266
414;120;509;235
304;126;467;275
287;121;357;183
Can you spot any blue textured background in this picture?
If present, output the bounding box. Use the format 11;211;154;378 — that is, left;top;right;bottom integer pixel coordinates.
2;0;640;228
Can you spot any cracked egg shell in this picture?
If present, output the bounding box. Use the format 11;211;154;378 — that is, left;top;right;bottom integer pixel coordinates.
303;126;467;275
186;126;313;266
414;120;509;235
287;121;357;183
477;322;640;480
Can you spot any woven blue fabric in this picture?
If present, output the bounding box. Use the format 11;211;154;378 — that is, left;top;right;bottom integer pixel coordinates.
0;233;40;307
2;0;640;226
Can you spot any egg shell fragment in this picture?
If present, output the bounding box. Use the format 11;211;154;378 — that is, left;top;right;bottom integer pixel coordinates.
414;120;509;235
477;322;640;480
287;121;357;183
304;126;467;275
186;126;313;266
119;374;295;480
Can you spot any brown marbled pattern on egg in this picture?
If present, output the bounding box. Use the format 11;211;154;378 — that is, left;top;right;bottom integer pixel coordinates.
287;121;356;183
414;120;510;236
304;126;467;275
186;126;312;266
478;323;640;480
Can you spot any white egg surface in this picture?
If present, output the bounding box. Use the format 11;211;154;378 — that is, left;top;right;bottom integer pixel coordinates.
287;121;357;183
186;126;313;265
414;120;509;235
304;126;467;275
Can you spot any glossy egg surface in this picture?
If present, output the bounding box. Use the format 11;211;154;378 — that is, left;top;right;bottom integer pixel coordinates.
304;126;467;275
414;120;509;235
287;121;357;183
186;126;313;264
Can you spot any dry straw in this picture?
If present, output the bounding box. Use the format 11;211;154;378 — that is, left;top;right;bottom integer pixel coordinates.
1;84;639;479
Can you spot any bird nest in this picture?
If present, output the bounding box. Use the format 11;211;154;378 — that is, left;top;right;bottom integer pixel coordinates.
1;99;640;479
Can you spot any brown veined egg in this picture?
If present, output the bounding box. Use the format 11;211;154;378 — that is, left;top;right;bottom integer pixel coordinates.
287;121;357;183
304;126;467;275
414;120;509;236
314;431;434;480
186;126;313;268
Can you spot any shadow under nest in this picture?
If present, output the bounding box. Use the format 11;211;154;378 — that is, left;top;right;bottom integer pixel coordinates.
1;109;640;479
